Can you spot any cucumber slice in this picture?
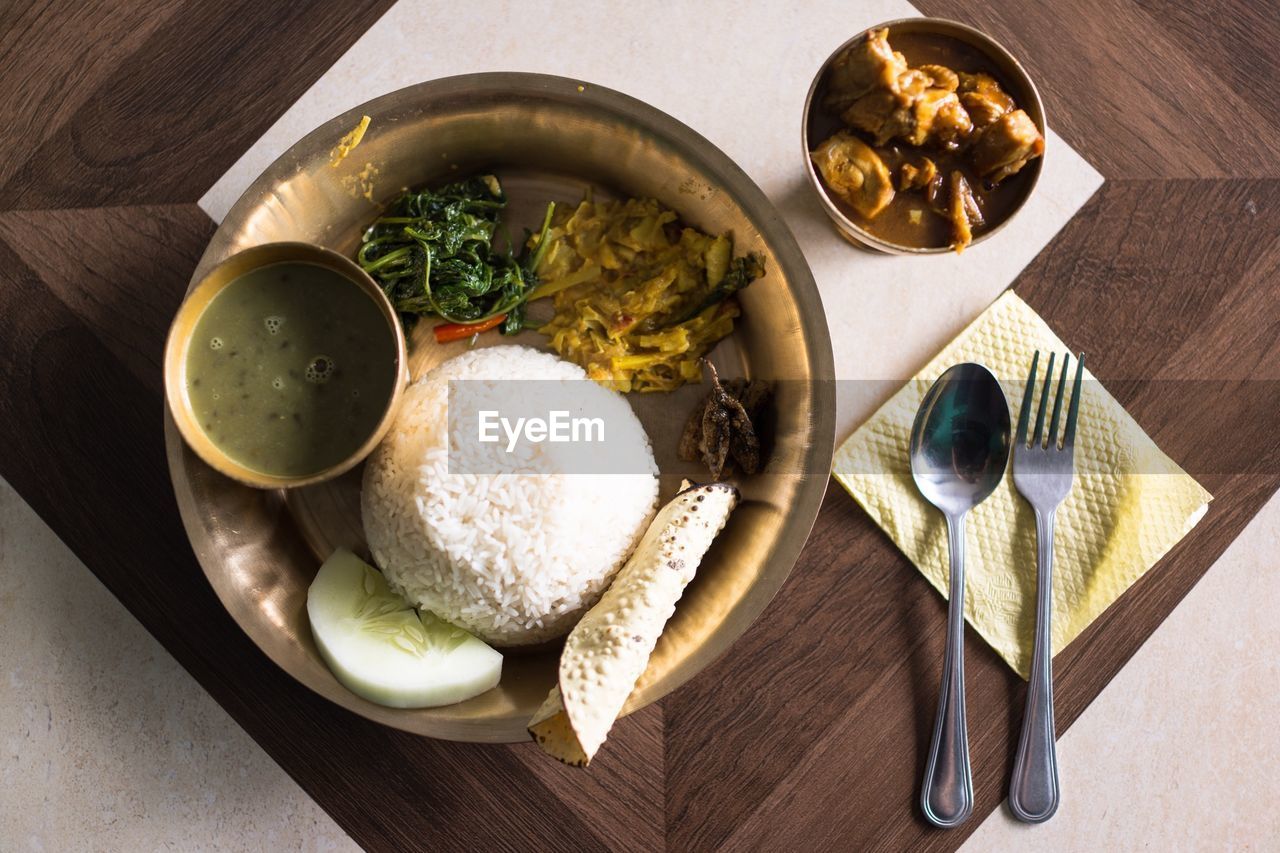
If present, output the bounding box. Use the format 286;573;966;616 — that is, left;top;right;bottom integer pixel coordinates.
306;549;502;708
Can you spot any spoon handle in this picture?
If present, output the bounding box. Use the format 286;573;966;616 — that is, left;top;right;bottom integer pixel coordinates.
1009;507;1060;822
921;512;974;828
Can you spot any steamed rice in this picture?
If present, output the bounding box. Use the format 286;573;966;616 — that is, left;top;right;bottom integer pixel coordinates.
361;346;659;645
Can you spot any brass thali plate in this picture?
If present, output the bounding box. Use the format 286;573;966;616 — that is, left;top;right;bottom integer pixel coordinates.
165;73;835;742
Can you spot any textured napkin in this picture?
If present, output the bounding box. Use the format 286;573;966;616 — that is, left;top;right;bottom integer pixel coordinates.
833;291;1212;677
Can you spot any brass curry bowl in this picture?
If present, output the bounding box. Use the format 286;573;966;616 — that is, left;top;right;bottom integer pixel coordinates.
802;18;1047;255
165;73;835;742
164;242;408;490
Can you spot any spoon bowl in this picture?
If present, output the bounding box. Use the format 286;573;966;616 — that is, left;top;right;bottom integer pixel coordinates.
910;363;1012;513
910;362;1011;828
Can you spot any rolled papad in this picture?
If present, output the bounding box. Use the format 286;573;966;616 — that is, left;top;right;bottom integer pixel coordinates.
529;481;739;765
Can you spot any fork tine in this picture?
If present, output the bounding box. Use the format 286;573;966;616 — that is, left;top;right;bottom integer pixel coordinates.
1047;352;1069;449
1063;352;1086;448
1032;352;1055;447
1015;350;1040;446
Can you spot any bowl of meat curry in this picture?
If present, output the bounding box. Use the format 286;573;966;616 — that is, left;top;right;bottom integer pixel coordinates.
803;19;1046;254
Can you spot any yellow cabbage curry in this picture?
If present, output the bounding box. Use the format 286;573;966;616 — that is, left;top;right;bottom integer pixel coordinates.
529;198;763;392
810;28;1045;252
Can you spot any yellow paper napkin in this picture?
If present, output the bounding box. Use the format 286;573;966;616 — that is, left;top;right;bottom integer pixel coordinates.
833;291;1212;677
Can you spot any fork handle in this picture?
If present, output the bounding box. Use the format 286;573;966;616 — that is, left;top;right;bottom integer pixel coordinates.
1009;507;1060;822
921;512;973;828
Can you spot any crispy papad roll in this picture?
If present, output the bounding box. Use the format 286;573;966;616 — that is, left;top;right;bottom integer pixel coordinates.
529;481;739;765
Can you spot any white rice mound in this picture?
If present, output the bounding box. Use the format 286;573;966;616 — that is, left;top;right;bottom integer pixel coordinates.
361;345;659;646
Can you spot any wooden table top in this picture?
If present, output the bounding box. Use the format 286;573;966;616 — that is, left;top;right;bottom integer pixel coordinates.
3;1;1277;849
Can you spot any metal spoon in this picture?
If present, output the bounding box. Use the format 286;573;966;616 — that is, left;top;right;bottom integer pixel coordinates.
910;362;1011;828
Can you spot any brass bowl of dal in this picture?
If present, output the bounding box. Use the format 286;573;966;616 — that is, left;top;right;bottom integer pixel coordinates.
164;242;408;490
164;73;836;742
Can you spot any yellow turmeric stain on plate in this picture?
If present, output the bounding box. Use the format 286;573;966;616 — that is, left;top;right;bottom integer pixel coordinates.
341;162;379;202
329;115;371;167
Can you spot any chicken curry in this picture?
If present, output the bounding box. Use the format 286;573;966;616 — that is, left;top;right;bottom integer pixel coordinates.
809;28;1045;252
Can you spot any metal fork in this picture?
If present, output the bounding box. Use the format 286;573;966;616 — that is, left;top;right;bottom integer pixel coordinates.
1008;350;1084;823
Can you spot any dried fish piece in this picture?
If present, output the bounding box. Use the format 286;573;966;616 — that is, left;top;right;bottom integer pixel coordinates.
699;387;736;478
679;361;771;479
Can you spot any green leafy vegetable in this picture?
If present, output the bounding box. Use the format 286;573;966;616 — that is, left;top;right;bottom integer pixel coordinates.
357;175;553;335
